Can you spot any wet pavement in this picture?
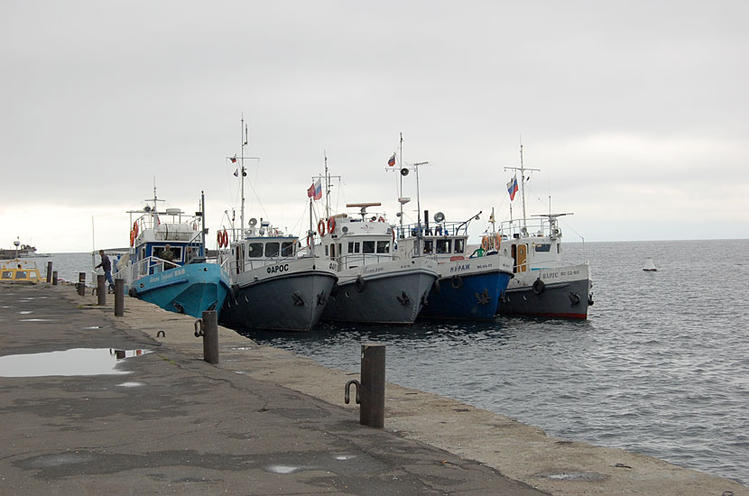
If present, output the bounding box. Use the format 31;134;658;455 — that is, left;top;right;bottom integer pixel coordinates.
0;285;546;495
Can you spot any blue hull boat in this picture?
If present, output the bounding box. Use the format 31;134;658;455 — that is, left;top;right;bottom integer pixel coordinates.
421;269;511;321
130;263;230;319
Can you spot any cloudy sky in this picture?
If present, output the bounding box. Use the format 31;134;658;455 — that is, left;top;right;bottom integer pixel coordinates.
2;0;747;252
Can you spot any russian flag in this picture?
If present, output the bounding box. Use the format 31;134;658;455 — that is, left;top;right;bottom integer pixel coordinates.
387;153;396;167
313;179;322;200
507;176;518;201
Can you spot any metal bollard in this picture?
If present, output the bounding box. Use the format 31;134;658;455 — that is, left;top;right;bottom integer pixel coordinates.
114;279;124;316
52;271;58;285
344;343;385;428
97;275;106;305
194;310;218;364
77;272;86;296
46;261;53;283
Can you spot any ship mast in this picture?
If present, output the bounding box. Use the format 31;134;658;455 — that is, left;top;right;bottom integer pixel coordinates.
504;142;540;233
231;114;260;240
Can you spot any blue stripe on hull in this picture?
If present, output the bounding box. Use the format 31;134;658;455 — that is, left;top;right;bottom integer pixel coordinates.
132;264;230;319
420;272;511;321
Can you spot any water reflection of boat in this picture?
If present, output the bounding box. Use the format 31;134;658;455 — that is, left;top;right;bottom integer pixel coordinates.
0;259;44;284
113;190;230;319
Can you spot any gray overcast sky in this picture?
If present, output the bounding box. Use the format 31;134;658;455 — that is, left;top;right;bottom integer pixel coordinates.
2;0;747;252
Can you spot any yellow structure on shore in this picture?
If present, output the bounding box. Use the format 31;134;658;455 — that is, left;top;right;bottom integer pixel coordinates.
0;259;43;284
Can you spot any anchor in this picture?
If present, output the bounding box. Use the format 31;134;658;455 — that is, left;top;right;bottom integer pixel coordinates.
475;288;490;305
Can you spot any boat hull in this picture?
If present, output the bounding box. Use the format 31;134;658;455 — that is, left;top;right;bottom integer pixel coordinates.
323;264;438;325
129;263;230;319
421;270;512;321
221;271;337;332
499;263;592;319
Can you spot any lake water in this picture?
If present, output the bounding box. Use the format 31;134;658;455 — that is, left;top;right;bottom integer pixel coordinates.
31;240;749;484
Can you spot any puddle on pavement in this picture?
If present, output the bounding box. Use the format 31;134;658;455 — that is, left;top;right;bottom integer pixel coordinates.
19;311;32;314
333;455;356;461
20;318;54;322
265;465;302;474
0;348;151;377
117;381;146;387
83;326;102;329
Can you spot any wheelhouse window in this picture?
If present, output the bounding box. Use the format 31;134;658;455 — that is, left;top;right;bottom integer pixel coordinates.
376;240;390;253
247;243;263;258
535;244;551;252
265;242;280;257
15;271;27;279
436;239;451;254
423;240;433;254
348;241;361;254
454;239;465;253
154;246;182;261
362;241;375;253
281;241;295;257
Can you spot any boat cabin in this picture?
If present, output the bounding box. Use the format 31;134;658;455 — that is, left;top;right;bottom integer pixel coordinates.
396;212;471;261
218;219;299;275
0;259;43;284
321;203;395;269
495;215;566;273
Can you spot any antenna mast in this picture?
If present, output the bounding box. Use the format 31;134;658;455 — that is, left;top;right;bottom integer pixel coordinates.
399;132;404;236
504;141;540;232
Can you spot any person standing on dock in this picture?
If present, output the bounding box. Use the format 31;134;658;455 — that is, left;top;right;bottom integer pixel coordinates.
95;250;114;291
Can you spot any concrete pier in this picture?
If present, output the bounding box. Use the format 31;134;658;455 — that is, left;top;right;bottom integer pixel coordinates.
1;284;746;496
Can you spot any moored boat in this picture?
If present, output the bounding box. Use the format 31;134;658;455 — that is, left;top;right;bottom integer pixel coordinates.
396;212;514;321
320;203;439;324
113;191;230;319
0;259;44;284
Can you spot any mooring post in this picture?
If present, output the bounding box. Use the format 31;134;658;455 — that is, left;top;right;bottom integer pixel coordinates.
194;310;219;364
114;278;124;316
52;271;58;285
46;261;53;283
97;275;106;305
360;343;386;428
77;272;86;296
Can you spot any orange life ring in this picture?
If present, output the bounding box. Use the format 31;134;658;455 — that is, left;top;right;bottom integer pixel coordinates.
327;217;336;233
130;229;135;247
494;233;501;249
222;229;229;247
378;216;385;223
217;230;224;247
317;219;326;237
132;221;139;238
306;233;313;247
481;236;490;251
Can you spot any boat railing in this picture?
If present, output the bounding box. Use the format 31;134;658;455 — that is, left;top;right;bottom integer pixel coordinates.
398;221;469;239
339;252;396;268
497;217;561;239
129;256;182;278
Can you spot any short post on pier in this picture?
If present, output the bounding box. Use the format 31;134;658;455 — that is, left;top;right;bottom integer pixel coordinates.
114;278;125;316
46;261;53;283
344;343;386;428
77;272;86;296
97;275;106;305
52;271;58;285
194;310;219;364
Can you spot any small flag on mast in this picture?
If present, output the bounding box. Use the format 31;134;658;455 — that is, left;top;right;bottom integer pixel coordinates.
387;153;396;167
307;180;323;200
507;175;519;201
230;155;237;164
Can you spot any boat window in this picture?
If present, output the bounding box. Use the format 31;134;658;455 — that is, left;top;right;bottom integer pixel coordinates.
247;243;263;258
281;241;294;257
141;247;146;260
348;242;361;254
376;240;390;253
15;271;27;279
557;244;560;254
330;243;336;259
2;271;12;279
265;242;280;257
154;246;182;261
354;242;360;253
325;245;328;256
362;241;375;253
436;239;451;254
423;240;433;254
454;239;465;253
535;244;551;252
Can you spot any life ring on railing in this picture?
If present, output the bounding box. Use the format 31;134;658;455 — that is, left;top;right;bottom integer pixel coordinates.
481;236;490;251
222;229;229;247
217;230;224;248
327;217;336;233
132;221;139;238
494;233;502;249
130;229;135;247
306;232;313;247
378;216;385;223
317;219;326;237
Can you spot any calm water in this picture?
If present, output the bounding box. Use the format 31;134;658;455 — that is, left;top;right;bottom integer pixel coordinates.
37;241;749;484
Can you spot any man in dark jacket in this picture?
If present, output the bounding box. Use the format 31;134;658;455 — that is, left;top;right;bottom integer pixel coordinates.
95;250;114;290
